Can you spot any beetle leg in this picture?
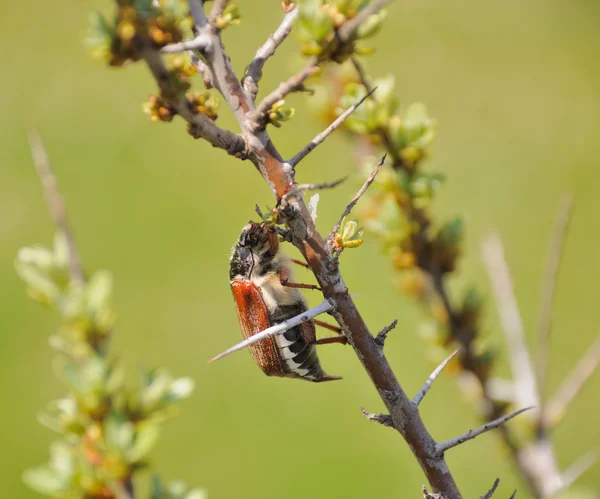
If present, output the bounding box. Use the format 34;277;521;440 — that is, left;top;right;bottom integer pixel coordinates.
279;264;320;291
315;335;348;346
290;258;310;269
265;225;280;258
300;321;316;344
314;319;343;335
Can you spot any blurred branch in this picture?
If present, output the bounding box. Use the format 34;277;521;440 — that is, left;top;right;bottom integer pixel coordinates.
559;451;599;492
481;232;539;409
28;130;85;284
536;194;573;403
337;0;390;42
542;333;600;430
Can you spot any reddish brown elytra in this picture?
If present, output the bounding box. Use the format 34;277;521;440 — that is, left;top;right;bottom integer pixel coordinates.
229;221;345;382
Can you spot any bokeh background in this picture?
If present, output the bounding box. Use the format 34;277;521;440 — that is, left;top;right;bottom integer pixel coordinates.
2;0;599;497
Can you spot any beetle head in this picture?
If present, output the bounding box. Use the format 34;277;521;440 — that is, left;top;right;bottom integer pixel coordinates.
230;222;277;279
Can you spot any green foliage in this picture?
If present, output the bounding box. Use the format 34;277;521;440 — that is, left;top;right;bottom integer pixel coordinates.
296;0;386;61
85;0;192;66
333;217;364;250
15;231;197;498
266;99;295;127
214;4;242;30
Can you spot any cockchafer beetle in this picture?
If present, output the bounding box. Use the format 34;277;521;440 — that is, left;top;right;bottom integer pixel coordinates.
229;221;346;382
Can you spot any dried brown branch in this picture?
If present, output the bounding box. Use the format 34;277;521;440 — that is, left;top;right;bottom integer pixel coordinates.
436;407;534;455
374;319;398;347
536;194;573;402
479;478;500;499
412;349;460;407
28;130;85;284
242;8;299;101
327;154;386;244
288;87;376;167
360;407;393;427
481;233;539;410
543;333;600;430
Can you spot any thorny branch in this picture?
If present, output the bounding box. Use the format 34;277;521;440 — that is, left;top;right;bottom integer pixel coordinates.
111;0;553;497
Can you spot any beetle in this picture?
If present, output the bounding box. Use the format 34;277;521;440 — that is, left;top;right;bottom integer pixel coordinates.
229;221;345;382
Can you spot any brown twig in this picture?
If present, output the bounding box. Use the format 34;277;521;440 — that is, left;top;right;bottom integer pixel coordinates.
28;130;85;284
374;319;398;347
288;88;376;167
327;154;386;244
412;349;460;407
435;407;534;455
242;8;299;101
360;407;393;427
536;194;573;403
480;478;500;499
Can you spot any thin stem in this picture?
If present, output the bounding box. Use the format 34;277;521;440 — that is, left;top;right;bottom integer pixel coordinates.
536;194;573;403
288;88;376;167
479;478;500;499
327;154;386;244
251;57;319;123
243;8;299;101
543;333;600;430
28;130;85;284
436;407;534;455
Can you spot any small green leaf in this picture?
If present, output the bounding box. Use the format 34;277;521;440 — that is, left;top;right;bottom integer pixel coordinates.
22;467;65;495
125;423;160;462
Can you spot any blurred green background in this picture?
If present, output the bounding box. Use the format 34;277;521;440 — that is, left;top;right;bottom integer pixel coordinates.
1;0;599;497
